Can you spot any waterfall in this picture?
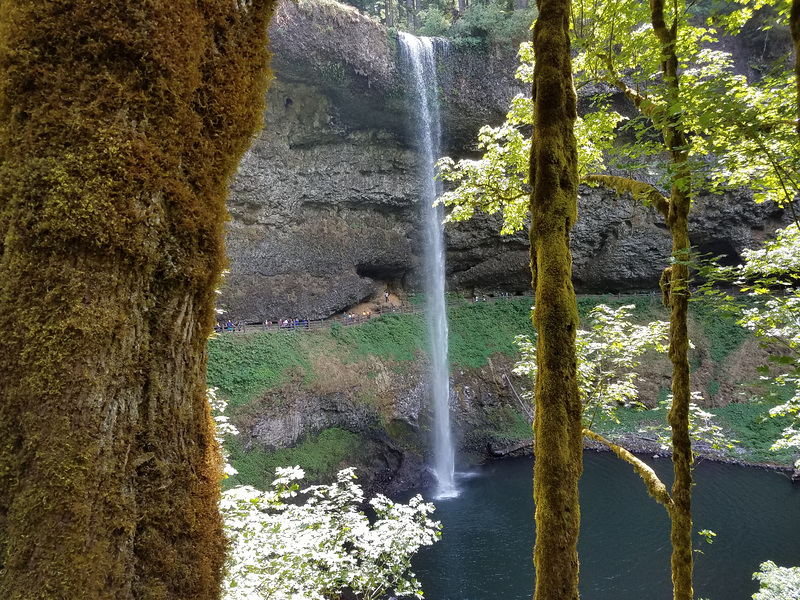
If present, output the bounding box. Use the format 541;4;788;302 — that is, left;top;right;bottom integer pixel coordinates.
398;32;456;498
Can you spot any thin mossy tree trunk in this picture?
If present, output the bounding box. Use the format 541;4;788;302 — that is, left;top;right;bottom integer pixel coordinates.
651;1;694;598
529;0;583;598
792;0;800;134
0;1;276;598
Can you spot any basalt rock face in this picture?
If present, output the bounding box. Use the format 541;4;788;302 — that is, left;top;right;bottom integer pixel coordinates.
242;353;525;496
223;0;527;321
221;0;789;321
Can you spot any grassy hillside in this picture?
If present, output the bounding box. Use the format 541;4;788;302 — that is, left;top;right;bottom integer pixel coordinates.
208;294;796;488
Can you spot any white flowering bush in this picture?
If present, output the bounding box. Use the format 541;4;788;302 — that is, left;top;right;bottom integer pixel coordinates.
208;388;442;599
726;225;800;465
514;303;668;427
753;561;800;600
639;391;738;455
208;387;239;478
220;467;441;600
739;227;800;279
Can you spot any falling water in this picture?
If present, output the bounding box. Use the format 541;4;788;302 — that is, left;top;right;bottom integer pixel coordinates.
398;32;456;498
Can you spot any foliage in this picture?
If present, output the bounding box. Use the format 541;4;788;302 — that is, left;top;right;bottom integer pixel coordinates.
333;313;427;362
712;400;795;464
449;3;538;48
418;6;452;37
221;467;441;600
207;332;310;410
753;561;800;600
339;297;537;368
739;226;800;278
487;407;533;441
702;225;800;465
588;399;796;466
694;57;798;211
209;388;240;480
514;304;668;426
731;226;800;464
435;0;797;234
436;43;622;234
638;392;739;455
447;297;535;367
224;428;363;491
692;297;752;364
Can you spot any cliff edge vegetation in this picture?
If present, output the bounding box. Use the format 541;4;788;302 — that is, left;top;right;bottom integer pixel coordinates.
208;295;796;494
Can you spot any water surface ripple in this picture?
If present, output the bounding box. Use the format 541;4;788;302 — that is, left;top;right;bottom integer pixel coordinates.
408;451;800;600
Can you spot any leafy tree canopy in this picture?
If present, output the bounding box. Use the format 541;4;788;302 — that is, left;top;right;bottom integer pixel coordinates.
437;0;798;233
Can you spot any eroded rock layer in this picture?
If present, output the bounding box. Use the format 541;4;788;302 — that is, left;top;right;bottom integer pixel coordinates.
222;0;788;321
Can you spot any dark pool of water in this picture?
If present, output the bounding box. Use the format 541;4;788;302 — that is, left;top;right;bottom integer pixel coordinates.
406;451;800;600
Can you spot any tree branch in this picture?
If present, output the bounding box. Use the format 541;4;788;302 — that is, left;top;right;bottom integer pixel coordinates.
583;428;675;510
595;52;657;117
584;173;670;220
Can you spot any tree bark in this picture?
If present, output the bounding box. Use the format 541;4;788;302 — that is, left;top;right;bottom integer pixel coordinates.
792;0;800;134
529;0;582;598
0;1;276;598
650;2;694;599
405;0;415;29
386;0;395;27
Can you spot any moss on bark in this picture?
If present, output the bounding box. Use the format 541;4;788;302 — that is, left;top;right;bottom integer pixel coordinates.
792;0;799;134
0;1;276;597
528;0;582;598
650;1;694;597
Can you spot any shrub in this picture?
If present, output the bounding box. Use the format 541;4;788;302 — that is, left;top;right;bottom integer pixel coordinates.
451;3;537;48
418;6;452;36
222;467;441;600
224;428;363;490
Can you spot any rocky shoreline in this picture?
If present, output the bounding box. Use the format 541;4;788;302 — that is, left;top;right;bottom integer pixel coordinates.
485;432;797;478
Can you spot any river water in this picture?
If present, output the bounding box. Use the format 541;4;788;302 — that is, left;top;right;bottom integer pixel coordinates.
408;451;800;600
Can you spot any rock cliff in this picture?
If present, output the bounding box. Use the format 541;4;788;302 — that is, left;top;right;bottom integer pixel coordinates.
236;349;528;495
221;0;789;321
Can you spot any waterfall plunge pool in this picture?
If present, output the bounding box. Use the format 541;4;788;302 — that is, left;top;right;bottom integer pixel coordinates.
403;451;800;600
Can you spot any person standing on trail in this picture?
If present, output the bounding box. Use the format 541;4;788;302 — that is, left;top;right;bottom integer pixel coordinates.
385;291;389;303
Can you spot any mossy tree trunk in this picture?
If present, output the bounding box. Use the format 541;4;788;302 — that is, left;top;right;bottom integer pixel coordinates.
0;1;275;598
792;0;800;134
651;1;694;599
529;0;582;598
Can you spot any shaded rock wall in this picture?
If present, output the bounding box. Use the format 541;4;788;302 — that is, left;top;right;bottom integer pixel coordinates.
221;0;789;321
241;352;525;495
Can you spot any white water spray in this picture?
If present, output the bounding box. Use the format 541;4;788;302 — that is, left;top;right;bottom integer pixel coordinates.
398;33;456;498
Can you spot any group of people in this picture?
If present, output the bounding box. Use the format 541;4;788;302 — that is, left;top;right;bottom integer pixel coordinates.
342;310;372;324
214;320;243;333
473;292;514;303
265;318;310;330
